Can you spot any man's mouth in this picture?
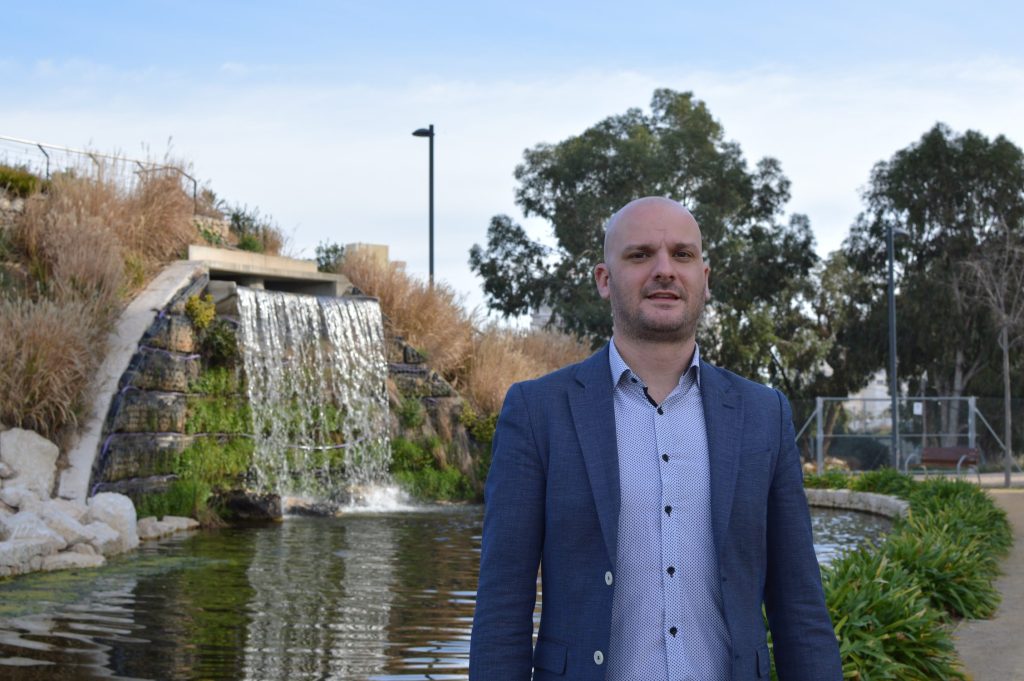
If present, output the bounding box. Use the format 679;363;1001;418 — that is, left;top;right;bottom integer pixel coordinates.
646;291;681;300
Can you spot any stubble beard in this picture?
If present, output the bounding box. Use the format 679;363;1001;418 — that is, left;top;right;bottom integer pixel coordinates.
610;287;705;345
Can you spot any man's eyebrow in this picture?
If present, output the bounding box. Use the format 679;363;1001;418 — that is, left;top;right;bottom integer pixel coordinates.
620;240;701;252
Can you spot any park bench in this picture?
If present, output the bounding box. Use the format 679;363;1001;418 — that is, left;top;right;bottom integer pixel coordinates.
906;446;981;483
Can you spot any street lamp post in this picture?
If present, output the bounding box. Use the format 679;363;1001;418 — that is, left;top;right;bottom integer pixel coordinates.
887;224;909;469
412;124;435;285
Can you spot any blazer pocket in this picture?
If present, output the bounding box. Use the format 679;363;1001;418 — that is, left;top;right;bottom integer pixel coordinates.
756;643;771;678
533;637;567;675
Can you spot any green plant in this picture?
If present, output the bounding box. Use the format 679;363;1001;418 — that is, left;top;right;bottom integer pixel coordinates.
0;164;41;198
199;319;239;367
397;397;426;429
136;479;212;519
184;294;216;331
883;515;1000;618
850;468;916;498
459;406;498;448
196;220;224;246
802;469;850;489
236;232;263;253
390;436;434;472
824;548;965;680
315;240;345;272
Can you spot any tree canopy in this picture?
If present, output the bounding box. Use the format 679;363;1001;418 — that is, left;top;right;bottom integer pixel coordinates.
469;88;830;391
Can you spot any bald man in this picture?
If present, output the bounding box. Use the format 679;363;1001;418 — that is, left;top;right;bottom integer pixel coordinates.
469;198;841;681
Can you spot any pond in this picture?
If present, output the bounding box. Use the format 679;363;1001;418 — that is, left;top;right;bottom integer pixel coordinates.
0;505;888;680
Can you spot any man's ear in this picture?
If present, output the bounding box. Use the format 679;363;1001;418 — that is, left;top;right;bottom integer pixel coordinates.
594;263;611;300
703;264;711;302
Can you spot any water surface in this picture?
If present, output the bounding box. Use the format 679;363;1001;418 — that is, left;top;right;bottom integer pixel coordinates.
0;505;886;680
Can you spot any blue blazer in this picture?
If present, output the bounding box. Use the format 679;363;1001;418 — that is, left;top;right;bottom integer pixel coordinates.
469;346;841;681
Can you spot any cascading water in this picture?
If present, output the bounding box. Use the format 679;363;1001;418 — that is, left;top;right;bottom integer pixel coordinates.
235;288;394;510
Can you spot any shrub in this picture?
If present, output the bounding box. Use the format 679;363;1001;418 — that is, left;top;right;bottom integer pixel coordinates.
850;468;916;498
229;206;284;255
824;548;965;680
199;319;239;367
0;297;105;440
0;164;42;198
396;397;425;429
315;240;345;272
884;515;1000;618
185;294;216;331
802;469;850;489
137;479;212;519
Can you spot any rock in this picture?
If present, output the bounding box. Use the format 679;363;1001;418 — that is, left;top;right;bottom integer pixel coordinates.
112;391;187;433
39;505;90;546
0;428;59;498
0;538;59;570
137;516;173;541
0;461;13;479
85;493;139;553
43;498;88;523
0;485;41;514
82;521;121;556
1;511;67;552
161;516;200;532
71;542;97;556
41;552;105;572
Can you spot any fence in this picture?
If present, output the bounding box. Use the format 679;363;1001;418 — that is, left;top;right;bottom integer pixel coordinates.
792;396;1024;474
0;134;199;213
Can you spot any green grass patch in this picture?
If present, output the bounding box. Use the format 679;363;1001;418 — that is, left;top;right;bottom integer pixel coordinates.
802;468;850;489
849;468;917;497
0;164;42;198
137;479;212;519
186;396;252;434
389;435;475;501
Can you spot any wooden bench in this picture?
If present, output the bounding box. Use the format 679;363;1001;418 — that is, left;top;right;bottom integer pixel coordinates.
908;446;981;482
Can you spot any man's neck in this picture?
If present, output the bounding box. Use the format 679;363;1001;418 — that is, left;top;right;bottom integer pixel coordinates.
611;334;696;405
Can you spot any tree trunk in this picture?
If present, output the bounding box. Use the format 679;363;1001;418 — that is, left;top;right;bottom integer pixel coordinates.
1002;325;1012;488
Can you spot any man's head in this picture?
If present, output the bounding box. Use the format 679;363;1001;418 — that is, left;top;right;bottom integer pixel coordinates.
594;197;710;345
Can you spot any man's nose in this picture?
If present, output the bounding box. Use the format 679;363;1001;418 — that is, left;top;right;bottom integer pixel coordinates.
651;248;675;279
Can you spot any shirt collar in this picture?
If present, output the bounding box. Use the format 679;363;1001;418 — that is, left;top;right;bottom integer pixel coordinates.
608;338;702;390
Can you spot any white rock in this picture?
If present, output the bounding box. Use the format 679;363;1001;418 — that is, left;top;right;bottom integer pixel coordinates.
82;521;121;556
41;552;105;572
71;542;97;556
0;428;59;498
0;461;12;479
43;498;88;522
85;493;139;553
1;511;67;552
0;538;57;568
137;516;172;541
161;516;200;532
0;484;40;511
40;505;90;546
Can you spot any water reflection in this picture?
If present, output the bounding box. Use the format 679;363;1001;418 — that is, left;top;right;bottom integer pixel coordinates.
0;506;884;680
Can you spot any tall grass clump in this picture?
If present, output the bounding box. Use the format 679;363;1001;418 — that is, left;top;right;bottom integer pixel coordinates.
340;248;476;377
824;549;965;680
465;325;589;415
1;157;198;440
0;297;106;441
849;467;917;497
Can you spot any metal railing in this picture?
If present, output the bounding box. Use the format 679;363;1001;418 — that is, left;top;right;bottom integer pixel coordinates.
0;134;199;213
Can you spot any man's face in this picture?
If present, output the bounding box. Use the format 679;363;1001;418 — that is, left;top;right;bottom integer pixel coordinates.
594;199;710;344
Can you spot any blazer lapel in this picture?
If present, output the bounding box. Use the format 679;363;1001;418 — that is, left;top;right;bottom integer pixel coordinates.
700;361;743;558
568;347;620;565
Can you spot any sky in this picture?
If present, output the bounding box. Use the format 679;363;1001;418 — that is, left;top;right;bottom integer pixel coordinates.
3;1;1023;318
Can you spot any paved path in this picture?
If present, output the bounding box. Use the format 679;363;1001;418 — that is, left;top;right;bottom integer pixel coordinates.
954;486;1024;680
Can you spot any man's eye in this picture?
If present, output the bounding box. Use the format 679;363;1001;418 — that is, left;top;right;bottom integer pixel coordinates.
628;252;648;259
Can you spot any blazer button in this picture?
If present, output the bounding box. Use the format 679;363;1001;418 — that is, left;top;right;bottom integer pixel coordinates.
604;571;613;586
593;650;604;665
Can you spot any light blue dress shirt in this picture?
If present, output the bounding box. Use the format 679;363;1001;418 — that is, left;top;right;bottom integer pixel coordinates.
606;340;731;681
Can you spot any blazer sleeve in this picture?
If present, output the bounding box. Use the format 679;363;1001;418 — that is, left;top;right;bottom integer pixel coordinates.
469;382;546;681
763;389;843;681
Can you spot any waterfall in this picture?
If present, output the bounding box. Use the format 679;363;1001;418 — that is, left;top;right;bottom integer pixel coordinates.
235;288;392;508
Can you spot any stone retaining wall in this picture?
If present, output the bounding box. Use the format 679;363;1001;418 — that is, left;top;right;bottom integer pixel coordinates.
804;488;909;519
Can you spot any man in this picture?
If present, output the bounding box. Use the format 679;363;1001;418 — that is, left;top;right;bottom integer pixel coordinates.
469;197;842;680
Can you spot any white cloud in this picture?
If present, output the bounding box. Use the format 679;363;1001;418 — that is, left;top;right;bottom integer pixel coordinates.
2;58;1022;314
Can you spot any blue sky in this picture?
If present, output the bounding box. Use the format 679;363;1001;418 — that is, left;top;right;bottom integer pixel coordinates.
4;1;1024;316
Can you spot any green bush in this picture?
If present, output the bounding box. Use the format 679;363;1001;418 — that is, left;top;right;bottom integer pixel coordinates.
909;479;1012;558
850;468;916;498
883;515;1001;618
315;240;345;272
184;293;216;331
397;397;426;429
802;468;850;489
137;479;212;519
0;164;41;198
390;436;434;472
236;232;263;252
824;548;965;680
394;466;474;501
200;319;239;367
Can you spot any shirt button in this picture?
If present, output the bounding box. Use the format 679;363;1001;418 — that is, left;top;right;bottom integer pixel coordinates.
661;453;669;462
605;571;613;586
594;650;604;665
664;505;672;516
669;626;678;637
667;566;676;576
657;407;664;415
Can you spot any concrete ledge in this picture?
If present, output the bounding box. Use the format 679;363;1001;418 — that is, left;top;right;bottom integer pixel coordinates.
188;244;352;297
805;488;909;519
